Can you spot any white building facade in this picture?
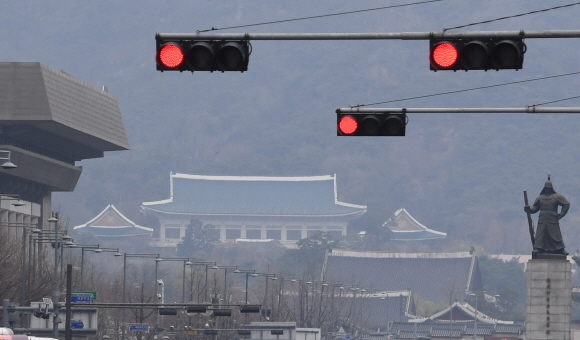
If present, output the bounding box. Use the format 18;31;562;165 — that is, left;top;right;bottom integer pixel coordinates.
142;173;367;248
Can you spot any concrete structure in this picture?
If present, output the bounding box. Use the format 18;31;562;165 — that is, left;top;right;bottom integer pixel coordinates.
525;258;572;340
142;173;366;247
0;62;129;229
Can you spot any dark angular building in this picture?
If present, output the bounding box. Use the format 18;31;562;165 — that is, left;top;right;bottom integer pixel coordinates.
0;62;129;230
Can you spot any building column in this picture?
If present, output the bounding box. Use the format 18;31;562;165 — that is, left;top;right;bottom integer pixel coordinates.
261;224;266;239
281;225;287;241
241;225;246;239
220;225;226;241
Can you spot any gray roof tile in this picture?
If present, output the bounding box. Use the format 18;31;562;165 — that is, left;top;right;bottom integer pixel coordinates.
142;174;367;217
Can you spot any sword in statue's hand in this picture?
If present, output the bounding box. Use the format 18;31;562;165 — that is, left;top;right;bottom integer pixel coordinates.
523;191;535;247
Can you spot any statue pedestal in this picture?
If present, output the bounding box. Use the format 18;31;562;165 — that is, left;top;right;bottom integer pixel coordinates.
525;257;571;340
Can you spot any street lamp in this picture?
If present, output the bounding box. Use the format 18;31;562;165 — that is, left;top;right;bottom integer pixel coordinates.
155;257;191;303
121;253;160;340
185;261;216;303
0;150;17;169
250;273;276;320
467;292;481;340
234;269;255;304
48;213;60;339
211;265;237;305
66;244;121;289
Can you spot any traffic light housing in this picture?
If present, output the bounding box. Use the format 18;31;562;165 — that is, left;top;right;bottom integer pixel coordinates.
156;35;250;72
336;112;406;136
429;38;525;71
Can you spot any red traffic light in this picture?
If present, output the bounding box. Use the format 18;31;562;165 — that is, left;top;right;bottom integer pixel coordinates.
336;112;406;136
431;42;458;69
155;36;250;72
430;38;525;71
157;43;184;69
338;115;358;135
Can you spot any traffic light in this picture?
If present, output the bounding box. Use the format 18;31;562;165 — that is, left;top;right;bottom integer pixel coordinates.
429;38;525;71
336;112;406;136
240;305;261;313
158;308;178;316
156;35;250;72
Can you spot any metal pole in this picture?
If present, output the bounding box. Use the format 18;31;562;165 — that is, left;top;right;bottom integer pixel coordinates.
245;273;249;304
158;29;580;41
182;261;186;303
21;228;27;306
122;253;127;340
205;265;209;303
264;277;268;320
224;270;227;305
3;299;9;327
474;295;478;340
51;215;59;339
336;107;580;114
65;264;72;340
81;248;85;290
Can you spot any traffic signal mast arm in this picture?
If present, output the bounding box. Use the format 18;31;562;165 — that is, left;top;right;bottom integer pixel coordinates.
158;30;580;41
336;107;580;114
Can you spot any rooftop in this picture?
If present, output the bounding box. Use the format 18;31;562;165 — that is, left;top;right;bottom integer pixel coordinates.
142;173;367;217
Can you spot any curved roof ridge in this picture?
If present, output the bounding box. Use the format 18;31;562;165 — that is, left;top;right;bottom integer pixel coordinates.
173;173;334;181
73;204;152;232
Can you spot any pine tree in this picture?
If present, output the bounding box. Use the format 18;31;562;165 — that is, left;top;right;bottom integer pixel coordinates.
176;219;218;257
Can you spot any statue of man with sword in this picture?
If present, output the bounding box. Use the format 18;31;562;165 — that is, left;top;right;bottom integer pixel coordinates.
524;176;570;256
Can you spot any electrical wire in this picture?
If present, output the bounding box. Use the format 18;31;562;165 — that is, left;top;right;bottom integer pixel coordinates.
530;94;580;107
350;71;580;108
198;0;445;32
444;2;580;31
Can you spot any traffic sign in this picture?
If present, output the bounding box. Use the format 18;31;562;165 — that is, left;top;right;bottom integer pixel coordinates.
129;324;150;332
184;331;197;336
345;334;352;340
70;321;84;330
70;295;92;304
72;291;97;301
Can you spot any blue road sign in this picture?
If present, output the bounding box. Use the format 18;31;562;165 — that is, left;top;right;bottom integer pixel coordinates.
345;334;352;340
71;295;92;304
129;325;150;332
70;321;84;329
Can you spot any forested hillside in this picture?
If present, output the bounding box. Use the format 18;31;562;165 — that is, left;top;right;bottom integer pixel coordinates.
2;1;580;254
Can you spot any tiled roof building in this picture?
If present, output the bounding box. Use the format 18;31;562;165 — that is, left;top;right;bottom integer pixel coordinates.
323;250;483;304
141;173;366;247
383;208;446;241
73;204;152;238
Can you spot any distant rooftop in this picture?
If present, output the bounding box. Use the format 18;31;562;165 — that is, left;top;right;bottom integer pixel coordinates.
73;204;152;237
324;250;482;304
142;173;367;217
382;208;446;241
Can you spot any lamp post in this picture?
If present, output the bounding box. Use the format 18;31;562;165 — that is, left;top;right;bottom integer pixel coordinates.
211;265;237;305
122;253;160;340
0;150;17;169
154;257;191;303
186;262;216;303
468;292;480;340
48;213;60;339
250;273;276;320
233;269;255;304
66;245;122;289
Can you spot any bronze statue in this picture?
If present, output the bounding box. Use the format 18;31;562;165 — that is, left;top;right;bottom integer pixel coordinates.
524;176;570;255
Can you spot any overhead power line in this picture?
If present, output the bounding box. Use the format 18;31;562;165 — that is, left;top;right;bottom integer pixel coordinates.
350;71;580;108
531;94;580;107
444;2;580;31
198;0;445;32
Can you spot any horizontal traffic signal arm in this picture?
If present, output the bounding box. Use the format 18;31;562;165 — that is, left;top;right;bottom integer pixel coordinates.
158;30;580;73
335;107;580;114
157;30;580;41
336;107;580;137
